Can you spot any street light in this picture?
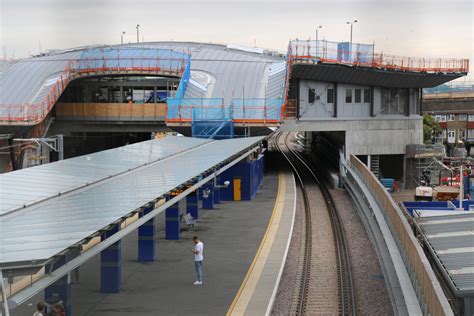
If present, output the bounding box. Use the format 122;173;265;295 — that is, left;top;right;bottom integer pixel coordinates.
121;31;125;45
346;20;358;50
136;24;140;43
315;25;322;57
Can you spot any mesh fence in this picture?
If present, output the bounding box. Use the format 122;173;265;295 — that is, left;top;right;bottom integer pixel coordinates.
166;98;283;123
75;47;188;73
289;39;468;73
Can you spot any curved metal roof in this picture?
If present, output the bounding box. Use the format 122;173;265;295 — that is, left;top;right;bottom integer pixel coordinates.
0;42;286;118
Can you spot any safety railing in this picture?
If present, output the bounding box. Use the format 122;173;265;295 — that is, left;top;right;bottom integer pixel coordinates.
289;39;469;73
166;98;283;125
0;47;190;125
231;98;282;123
166;98;225;123
348;155;453;316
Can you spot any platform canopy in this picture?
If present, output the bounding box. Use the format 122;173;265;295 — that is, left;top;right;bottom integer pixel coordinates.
0;136;264;268
415;212;474;295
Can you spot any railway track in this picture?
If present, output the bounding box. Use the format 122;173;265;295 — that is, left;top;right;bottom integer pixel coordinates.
275;131;355;315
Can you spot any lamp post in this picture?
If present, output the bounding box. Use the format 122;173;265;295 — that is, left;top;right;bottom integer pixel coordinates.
346;19;358;59
315;25;322;57
121;31;125;45
136;24;140;43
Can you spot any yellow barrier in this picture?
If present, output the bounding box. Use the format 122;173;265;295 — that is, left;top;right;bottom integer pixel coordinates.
349;155;453;316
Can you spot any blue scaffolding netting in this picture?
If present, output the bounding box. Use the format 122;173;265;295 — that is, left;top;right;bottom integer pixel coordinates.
75;47;190;73
167;98;283;123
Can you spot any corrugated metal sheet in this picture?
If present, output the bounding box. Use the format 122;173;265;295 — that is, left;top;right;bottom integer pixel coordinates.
0;51;81;105
0;136;211;215
0;42;285;114
0;135;264;266
416;213;474;294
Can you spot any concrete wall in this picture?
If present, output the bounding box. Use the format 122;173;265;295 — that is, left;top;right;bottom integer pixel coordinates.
282;117;423;156
298;80;420;120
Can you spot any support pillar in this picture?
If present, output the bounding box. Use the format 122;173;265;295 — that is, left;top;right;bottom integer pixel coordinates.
138;206;156;262
45;256;71;315
165;197;180;240
100;224;121;293
186;191;199;219
201;183;214;209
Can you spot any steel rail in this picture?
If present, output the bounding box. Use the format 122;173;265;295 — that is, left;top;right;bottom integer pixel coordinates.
275;131;355;315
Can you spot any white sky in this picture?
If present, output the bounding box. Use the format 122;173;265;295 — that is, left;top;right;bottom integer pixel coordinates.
1;0;473;79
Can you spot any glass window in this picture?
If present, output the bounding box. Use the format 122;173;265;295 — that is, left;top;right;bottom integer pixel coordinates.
459;114;468;121
468;129;474;138
460;129;467;140
308;88;315;103
326;89;334;103
469;115;474;122
439;115;447;122
363;88;370;103
354;89;361;103
447;114;455;121
345;89;352;103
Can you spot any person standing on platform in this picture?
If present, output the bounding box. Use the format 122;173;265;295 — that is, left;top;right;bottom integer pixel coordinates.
33;301;45;316
192;236;204;285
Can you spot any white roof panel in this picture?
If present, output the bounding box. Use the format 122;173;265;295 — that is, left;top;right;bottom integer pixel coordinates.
0;136;264;266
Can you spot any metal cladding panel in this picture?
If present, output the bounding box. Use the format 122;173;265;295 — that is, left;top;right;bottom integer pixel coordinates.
0;136;210;215
0;136;264;266
0;42;285;119
417;213;474;293
0;51;82;105
291;63;465;88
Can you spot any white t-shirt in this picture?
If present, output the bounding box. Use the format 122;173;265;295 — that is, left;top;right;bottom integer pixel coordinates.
194;241;204;261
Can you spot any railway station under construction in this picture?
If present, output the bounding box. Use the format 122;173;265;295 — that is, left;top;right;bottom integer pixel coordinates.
0;34;472;316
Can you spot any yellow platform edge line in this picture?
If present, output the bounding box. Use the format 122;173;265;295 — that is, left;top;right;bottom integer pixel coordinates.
226;171;286;316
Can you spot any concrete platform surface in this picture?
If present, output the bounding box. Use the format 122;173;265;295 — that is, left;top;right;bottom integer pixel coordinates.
11;170;279;316
228;169;296;315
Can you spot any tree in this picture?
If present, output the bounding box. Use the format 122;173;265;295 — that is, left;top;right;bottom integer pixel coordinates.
423;114;442;144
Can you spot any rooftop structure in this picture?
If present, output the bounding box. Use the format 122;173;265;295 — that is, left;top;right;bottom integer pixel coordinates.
414;212;474;315
0;135;264;268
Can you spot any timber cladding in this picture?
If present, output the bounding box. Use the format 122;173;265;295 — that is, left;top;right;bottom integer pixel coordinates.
55;103;167;121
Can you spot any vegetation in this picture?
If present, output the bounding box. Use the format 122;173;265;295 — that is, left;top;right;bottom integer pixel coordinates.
423;114;442;144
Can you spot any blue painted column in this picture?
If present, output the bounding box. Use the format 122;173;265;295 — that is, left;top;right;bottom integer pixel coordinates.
165;197;180;240
186;191;199;219
101;224;121;293
45;256;71;315
138;205;156;262
201;182;214;209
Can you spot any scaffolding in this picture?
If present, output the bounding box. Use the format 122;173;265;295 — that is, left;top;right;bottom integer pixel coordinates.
406;144;446;189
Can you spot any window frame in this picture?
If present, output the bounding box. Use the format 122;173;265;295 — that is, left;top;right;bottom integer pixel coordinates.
447;114;455;121
308;88;316;104
326;88;334;104
345;88;352;103
468;129;474;139
363;88;370;103
354;88;362;103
